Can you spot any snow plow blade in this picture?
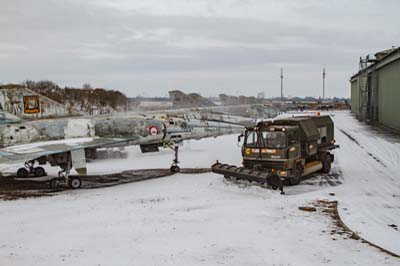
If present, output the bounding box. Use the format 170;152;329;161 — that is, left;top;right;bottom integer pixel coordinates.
211;162;283;192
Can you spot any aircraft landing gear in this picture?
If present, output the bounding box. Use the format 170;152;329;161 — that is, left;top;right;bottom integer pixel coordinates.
49;176;81;189
49;161;81;189
49;178;63;189
49;168;70;189
170;165;180;173
16;161;47;178
170;145;180;173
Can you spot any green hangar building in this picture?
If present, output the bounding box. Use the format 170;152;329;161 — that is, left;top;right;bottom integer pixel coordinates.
350;47;400;131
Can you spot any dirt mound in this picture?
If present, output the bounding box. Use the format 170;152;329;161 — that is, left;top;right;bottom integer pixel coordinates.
313;200;400;258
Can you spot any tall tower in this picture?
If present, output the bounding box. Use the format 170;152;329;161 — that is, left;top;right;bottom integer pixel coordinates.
280;68;284;102
322;67;326;102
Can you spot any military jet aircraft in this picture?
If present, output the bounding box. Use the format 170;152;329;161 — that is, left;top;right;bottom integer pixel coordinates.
0;110;248;189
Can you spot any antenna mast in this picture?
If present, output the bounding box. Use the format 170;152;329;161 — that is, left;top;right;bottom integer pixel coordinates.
280;68;284;102
322;67;326;102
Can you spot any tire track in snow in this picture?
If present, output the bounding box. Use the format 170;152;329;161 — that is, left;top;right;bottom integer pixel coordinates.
337;128;387;168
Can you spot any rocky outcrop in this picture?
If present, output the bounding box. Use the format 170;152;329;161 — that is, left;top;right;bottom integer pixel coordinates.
23;81;128;115
0;84;74;119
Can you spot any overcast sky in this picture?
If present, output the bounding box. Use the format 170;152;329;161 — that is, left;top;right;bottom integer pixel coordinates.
1;0;399;98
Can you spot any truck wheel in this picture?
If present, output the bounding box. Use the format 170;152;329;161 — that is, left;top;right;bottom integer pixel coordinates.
321;155;331;173
17;168;29;178
268;174;282;190
289;165;302;185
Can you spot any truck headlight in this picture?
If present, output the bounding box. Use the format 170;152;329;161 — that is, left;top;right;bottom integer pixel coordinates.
279;171;288;176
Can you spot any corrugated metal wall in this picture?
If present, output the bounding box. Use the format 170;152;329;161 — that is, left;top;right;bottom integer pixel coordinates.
350;79;359;114
377;60;400;130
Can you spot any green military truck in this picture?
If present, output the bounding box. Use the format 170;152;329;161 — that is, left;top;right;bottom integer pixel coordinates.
211;115;339;193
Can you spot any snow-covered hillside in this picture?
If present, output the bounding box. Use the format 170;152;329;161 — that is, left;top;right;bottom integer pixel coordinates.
0;111;399;266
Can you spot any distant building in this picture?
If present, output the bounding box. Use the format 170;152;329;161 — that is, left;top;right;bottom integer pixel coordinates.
350;47;400;131
169;90;216;108
219;94;260;105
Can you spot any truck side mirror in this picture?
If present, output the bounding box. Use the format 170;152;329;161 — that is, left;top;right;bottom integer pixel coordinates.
238;133;244;142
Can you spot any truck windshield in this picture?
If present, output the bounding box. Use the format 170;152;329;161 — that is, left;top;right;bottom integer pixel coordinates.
245;130;286;148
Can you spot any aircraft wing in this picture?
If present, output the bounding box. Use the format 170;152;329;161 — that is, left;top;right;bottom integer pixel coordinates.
0;137;130;165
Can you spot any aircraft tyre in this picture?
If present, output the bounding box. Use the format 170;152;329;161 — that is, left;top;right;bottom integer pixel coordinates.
68;177;82;189
17;168;29;178
170;166;180;173
34;167;46;177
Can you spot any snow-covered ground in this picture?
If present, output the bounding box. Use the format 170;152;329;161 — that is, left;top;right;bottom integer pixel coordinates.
0;111;399;265
332;112;400;255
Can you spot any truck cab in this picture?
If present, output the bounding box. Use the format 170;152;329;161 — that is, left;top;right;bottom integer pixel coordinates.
242;123;301;181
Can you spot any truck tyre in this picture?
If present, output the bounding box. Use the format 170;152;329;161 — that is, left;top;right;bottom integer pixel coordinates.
321;154;331;173
289;165;303;185
268;174;282;190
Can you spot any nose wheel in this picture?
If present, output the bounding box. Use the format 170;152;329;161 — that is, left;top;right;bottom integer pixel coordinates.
170;145;181;173
170;165;180;173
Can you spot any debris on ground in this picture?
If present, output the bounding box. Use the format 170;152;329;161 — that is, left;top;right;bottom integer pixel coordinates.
299;206;317;212
388;224;398;230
